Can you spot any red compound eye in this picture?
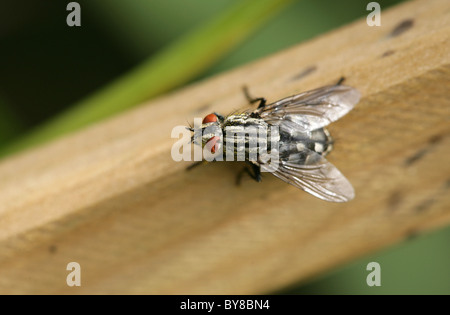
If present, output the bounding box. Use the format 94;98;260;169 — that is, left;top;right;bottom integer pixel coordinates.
202;113;217;124
205;136;220;154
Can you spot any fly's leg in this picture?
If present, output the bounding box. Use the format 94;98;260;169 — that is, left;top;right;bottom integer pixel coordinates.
243;86;267;109
236;162;262;185
252;163;262;182
336;77;346;85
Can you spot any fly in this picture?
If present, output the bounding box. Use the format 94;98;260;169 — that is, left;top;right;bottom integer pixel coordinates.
188;80;360;202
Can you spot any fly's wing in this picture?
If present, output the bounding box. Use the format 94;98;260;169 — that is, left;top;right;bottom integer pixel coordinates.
257;85;360;132
262;149;355;202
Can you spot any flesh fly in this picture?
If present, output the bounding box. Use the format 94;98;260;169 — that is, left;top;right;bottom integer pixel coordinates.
188;83;360;202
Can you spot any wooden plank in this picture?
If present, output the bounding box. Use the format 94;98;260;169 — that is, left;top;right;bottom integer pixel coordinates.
0;0;449;294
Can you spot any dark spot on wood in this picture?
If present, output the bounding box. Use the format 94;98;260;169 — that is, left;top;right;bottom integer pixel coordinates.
404;133;444;166
444;178;450;190
414;198;435;213
390;19;414;37
381;50;395;58
387;190;403;211
428;134;443;145
49;245;57;254
291;65;317;81
404;148;428;166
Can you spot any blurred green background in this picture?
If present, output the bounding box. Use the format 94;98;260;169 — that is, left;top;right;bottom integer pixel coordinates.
1;0;449;294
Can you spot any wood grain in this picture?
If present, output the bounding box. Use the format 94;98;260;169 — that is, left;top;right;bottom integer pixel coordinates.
0;0;449;294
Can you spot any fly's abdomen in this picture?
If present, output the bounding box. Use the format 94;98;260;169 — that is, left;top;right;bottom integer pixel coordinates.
279;128;333;164
308;128;333;156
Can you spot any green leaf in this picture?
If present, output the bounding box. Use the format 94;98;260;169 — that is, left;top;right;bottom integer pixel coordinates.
1;0;293;157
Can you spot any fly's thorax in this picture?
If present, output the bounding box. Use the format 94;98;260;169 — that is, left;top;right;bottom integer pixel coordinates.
221;114;280;162
192;113;281;162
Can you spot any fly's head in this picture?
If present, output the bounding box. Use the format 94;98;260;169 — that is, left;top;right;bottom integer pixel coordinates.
188;113;224;154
